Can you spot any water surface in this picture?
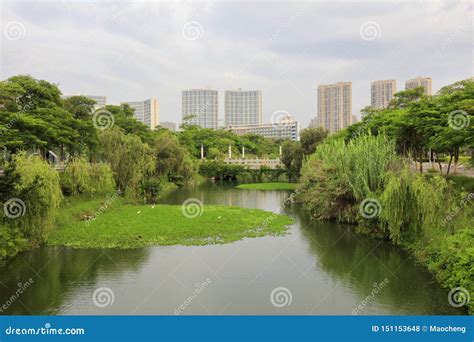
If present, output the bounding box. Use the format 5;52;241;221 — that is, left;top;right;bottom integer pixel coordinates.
0;182;465;315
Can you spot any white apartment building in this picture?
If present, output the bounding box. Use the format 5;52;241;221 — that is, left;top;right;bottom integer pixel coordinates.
228;121;300;141
121;98;159;130
405;76;432;95
224;89;262;126
182;89;218;129
371;80;397;109
317;82;352;134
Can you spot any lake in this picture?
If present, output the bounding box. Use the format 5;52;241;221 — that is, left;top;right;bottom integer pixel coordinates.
0;182;465;315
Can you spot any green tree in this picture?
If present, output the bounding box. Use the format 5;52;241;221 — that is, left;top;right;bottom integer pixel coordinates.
299;127;328;156
98;128;155;196
281;140;304;181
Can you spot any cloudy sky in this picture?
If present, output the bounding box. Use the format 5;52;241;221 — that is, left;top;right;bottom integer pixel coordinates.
1;0;471;127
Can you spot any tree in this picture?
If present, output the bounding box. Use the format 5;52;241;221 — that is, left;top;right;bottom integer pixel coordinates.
153;131;196;184
299;127;328;156
281;140;304;181
98;128;155;196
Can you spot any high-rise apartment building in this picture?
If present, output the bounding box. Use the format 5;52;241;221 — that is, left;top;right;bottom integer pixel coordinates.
371;80;396;108
224;89;262;126
182;89;218;129
405;76;432;95
122;98;159;130
317;82;352;133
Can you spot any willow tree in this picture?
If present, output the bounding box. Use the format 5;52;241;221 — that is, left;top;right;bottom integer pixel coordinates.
98;128;155;196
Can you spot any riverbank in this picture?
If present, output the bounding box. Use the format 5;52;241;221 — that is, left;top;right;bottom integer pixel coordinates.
298;134;473;313
47;196;293;248
236;182;297;190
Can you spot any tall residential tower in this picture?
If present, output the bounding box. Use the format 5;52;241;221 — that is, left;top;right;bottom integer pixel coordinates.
182;89;218;129
405;76;432;95
224;89;262;126
317;82;352;133
371;80;396;109
122;98;159;130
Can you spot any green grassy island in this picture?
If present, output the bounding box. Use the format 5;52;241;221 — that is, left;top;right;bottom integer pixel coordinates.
47;197;293;249
235;182;297;190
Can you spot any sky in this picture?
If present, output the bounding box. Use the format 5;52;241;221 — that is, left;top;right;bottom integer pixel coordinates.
1;0;472;128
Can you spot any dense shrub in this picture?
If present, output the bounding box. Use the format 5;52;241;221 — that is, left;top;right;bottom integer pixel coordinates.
199;160;245;180
0;226;27;263
0;153;62;243
139;177;163;203
60;157;115;196
299;134;400;222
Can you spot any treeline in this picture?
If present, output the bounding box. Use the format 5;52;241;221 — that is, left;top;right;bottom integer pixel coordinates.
340;80;474;174
0;75;285;261
298;79;473;312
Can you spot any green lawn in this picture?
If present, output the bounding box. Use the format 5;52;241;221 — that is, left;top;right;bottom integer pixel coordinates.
235;182;297;190
47;197;293;249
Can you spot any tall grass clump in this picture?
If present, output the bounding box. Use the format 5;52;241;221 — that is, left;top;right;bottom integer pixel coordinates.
298;134;400;222
60;157;115;196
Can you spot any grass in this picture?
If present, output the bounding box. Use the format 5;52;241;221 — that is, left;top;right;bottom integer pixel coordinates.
47;196;293;249
447;175;474;193
235;182;297;190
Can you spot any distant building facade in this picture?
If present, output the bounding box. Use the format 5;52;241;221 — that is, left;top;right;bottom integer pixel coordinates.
182;89;218;129
160;121;177;131
122;98;159;130
405;76;432;95
317;82;352;133
371;80;396;108
227;121;300;141
308;117;319;128
62;95;107;110
224;89;262;126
